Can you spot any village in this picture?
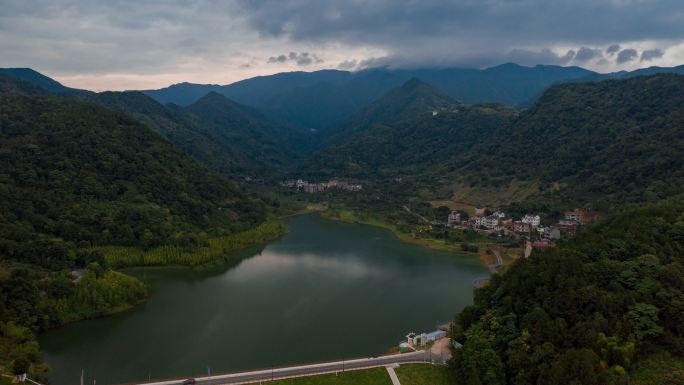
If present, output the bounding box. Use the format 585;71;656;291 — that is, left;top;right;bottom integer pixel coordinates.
280;178;363;193
444;206;597;250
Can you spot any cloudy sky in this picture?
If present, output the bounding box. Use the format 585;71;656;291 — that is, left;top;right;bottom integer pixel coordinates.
1;0;684;91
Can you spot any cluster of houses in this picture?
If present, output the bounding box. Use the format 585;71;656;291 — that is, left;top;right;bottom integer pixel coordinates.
447;207;592;247
280;179;363;193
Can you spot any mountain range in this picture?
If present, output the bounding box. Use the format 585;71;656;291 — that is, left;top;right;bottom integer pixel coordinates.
0;69;309;180
138;63;684;130
4;64;684;212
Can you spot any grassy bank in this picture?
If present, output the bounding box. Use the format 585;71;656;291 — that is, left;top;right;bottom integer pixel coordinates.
248;368;391;385
92;218;286;268
395;364;455;385
319;208;484;254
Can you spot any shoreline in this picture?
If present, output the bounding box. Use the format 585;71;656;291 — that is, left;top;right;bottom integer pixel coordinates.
313;207;521;271
317;209;483;256
40;220;288;336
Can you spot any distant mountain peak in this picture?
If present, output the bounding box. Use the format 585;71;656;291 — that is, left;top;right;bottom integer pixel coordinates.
197;90;227;101
190;91;243;110
490;62;524;69
401;77;427;88
391;77;455;103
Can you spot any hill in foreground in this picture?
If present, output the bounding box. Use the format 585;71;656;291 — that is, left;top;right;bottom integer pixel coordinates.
0;94;267;270
452;193;684;384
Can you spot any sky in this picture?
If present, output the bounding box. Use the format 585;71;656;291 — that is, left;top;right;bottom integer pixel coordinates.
1;0;684;91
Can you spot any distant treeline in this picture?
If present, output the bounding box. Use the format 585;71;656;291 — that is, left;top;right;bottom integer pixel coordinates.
95;218;285;267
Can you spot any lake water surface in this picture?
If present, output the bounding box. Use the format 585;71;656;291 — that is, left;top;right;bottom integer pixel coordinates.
40;214;488;384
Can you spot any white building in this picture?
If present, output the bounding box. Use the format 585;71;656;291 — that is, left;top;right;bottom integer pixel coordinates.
484;215;500;228
406;332;424;347
448;211;461;225
406;330;447;347
521;214;541;227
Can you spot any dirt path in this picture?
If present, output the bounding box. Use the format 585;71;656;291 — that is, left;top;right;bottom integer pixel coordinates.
430;338;452;361
403;205;430;223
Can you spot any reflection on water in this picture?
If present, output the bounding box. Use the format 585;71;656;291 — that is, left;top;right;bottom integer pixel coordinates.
40;214;487;385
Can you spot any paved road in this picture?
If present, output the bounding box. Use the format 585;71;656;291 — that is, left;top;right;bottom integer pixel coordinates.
134;350;442;385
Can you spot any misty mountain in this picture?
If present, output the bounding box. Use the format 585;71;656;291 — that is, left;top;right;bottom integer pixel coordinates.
298;79;518;179
141;64;594;129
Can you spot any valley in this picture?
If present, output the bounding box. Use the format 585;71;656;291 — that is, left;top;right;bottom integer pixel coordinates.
1;63;684;385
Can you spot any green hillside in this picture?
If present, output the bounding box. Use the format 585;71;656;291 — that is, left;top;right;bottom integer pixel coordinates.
452;194;684;384
85;90;308;179
299;79;518;179
0;94;267;270
449;74;684;209
0;74;47;96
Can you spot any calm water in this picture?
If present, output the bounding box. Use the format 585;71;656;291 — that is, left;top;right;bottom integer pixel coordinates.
40;214;487;384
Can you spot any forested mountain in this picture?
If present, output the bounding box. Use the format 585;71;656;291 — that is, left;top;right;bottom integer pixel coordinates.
0;74;47;96
183;92;309;174
332;78;458;137
0;68;90;95
83;90;307;178
448;74;684;209
299;79;518;179
452;193;684;384
141;64;595;129
0;69;308;180
0;94;266;270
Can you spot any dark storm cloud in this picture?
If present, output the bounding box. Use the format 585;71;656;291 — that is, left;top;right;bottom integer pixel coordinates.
574;47;603;62
337;60;358;70
616;49;638;64
0;0;682;88
506;48;576;65
641;49;665;61
267;54;288;63
606;44;621;55
267;52;322;66
236;0;684;68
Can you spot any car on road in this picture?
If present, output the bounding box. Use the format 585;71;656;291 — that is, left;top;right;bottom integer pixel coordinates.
182;379;196;385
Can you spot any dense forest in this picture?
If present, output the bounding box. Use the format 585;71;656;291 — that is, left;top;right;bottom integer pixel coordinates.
300;79;518;179
0;94;267;267
450;74;684;209
451;194;684;384
86;90;309;179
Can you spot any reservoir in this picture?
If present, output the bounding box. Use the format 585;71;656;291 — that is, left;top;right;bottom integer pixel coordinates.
39;214;488;384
